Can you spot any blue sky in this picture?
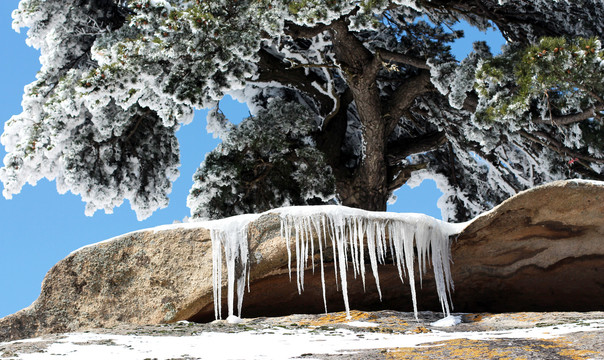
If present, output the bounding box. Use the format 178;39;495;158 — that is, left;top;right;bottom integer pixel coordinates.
0;1;505;318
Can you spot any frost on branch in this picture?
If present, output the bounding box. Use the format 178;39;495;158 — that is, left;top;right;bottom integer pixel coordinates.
1;98;180;220
473;37;604;180
4;0;604;221
205;106;232;140
430;41;492;110
188;101;335;220
206;206;462;320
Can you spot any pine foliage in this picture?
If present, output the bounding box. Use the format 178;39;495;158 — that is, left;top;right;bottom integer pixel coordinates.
2;0;603;220
187;101;334;219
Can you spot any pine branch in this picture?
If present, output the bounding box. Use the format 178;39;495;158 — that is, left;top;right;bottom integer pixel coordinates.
387;163;428;191
126;110;149;140
287;61;339;70
532;106;604;126
383;70;433;133
283;21;330;39
386;130;448;166
376;48;430;70
519;130;604;174
448;141;458;186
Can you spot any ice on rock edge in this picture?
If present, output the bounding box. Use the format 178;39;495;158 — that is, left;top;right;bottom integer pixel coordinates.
204;214;260;320
430;315;462;327
207;205;464;320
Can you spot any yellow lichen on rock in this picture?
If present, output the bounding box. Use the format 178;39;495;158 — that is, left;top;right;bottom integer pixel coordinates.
548;339;598;360
411;326;431;334
298;310;376;326
387;339;516;360
386;336;599;360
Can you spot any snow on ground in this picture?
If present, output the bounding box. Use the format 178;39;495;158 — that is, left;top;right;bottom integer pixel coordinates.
430;315;462;327
3;319;604;360
345;321;379;327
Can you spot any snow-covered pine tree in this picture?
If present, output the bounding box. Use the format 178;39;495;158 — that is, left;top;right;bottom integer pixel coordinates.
2;0;603;221
188;99;335;219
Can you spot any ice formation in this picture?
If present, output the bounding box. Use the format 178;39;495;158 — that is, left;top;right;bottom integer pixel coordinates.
204;214;261;320
430;315;462;327
206;205;465;320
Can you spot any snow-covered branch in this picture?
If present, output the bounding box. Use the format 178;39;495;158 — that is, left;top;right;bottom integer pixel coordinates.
386;131;448;166
383;70;433;133
377;48;430;70
532;106;604;126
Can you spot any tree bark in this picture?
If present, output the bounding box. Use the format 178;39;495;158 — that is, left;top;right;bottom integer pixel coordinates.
283;17;445;212
329;20;389;211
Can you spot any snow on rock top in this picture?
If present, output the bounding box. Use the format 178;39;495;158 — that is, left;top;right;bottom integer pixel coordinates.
69;205;465;322
208;205;463;321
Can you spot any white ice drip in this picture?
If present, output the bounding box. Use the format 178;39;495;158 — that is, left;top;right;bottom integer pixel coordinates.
207;205;464;320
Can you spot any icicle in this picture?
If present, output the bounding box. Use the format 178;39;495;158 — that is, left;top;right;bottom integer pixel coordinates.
294;219;303;293
415;221;430;286
206;214;258;320
207;205;461;322
328;217;339;291
348;218;357;278
281;220;292;281
356;218;367;292
335;216;351;318
308;217;315;272
274;206;458;319
311;216;328;313
211;229;223;320
389;222;405;285
365;220;383;301
402;223;418;317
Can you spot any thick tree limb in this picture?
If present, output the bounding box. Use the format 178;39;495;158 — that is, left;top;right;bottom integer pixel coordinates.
330;19;381;80
387;163;428;191
519;130;604;168
383;70;433;133
287;62;339;70
254;49;335;116
532;106;604;126
322;87;353;129
283;21;330;39
416;0;579;42
377;48;430;70
315;88;354;175
520;130;604;181
330;18;391;210
462;93;479;113
462;92;602;126
386;130;448;166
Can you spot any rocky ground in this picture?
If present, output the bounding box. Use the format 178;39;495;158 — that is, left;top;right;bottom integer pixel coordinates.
2;310;604;359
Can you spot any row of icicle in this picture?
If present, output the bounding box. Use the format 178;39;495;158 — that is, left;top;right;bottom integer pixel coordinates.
207;206;458;321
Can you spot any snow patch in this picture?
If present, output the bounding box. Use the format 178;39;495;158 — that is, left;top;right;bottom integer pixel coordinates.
346;321;379;328
431;315;462;327
4;319;604;360
226;315;243;324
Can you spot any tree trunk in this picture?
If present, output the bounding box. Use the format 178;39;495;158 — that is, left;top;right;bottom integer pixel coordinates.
329;20;390;212
339;86;389;211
